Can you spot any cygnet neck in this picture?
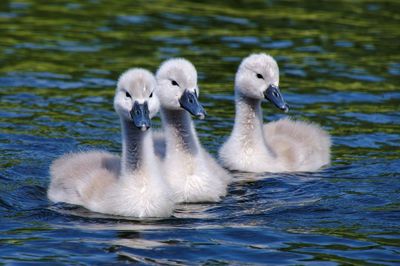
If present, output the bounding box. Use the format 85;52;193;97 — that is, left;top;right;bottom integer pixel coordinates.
161;108;200;155
232;91;274;156
120;118;153;175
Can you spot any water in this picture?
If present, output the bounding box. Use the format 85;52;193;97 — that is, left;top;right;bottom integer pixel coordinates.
1;0;399;264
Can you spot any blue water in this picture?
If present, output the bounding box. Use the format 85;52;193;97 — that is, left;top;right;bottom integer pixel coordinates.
1;0;400;264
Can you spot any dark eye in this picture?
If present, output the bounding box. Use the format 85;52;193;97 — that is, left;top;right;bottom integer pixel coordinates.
125;91;131;98
256;73;264;79
171;80;178;86
149;92;153;98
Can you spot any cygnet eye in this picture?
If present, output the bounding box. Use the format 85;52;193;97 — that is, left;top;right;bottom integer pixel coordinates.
256;73;264;79
171;80;179;86
149;92;153;98
125;91;132;98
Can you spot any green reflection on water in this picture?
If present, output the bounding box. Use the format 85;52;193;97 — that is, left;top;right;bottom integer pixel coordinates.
1;0;399;157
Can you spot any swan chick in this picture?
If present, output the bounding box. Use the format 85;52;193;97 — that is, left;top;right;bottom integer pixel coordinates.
48;68;175;217
219;53;331;173
155;58;232;203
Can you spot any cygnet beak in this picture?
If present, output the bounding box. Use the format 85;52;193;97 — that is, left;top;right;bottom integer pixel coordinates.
179;90;207;119
130;101;151;130
263;85;289;113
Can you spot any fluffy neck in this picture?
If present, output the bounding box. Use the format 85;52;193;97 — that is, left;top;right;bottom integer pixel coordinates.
161;108;200;156
120;119;153;175
231;91;275;157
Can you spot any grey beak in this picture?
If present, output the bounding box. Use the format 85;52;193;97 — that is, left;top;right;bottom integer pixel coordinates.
263;85;289;112
130;101;151;130
179;90;206;119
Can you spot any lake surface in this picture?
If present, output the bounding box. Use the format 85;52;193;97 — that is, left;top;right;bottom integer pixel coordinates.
1;0;399;264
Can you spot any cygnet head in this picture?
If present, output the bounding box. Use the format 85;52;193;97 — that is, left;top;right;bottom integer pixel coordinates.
235;53;289;112
114;68;160;131
156;58;206;119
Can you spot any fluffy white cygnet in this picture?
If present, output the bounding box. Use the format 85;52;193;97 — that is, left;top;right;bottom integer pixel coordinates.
219;53;331;173
155;58;232;203
47;68;175;217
